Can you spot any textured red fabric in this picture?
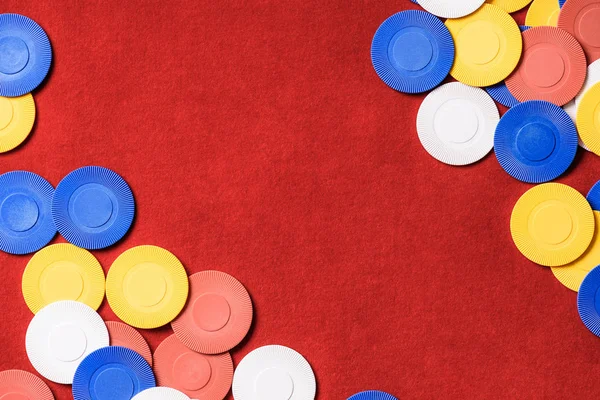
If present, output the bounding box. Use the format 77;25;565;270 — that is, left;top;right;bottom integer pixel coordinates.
1;1;599;399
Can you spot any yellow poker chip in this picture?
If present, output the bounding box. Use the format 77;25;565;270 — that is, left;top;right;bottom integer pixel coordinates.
0;94;35;153
511;183;594;267
445;4;522;87
577;82;600;156
525;0;560;27
22;244;105;314
106;245;189;329
552;211;600;291
486;0;532;13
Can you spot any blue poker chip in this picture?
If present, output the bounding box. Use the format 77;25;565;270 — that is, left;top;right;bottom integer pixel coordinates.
486;82;520;108
348;391;398;400
587;181;600;211
0;171;55;254
520;25;531;32
52;166;135;250
559;0;566;7
494;100;578;183
371;10;454;94
578;266;600;337
0;14;52;97
73;346;155;400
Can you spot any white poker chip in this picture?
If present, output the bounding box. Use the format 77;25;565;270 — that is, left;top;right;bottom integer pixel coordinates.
131;387;190;400
563;100;590;151
575;59;600;110
25;300;109;384
417;0;485;18
417;82;499;166
232;345;316;400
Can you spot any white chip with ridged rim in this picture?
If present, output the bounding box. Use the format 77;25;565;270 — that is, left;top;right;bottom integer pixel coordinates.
418;0;485;18
132;387;190;400
563;100;590;151
575;59;600;110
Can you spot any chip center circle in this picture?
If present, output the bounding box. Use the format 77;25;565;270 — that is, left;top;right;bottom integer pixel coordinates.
255;367;294;400
48;323;87;362
173;352;212;390
124;263;167;307
434;99;479;144
1;193;39;232
532;204;573;245
193;293;231;332
93;368;134;400
0;393;30;400
578;8;600;47
0;36;30;75
392;31;433;72
524;48;565;88
41;261;84;302
459;22;500;65
72;187;114;228
0;97;14;130
516;122;556;161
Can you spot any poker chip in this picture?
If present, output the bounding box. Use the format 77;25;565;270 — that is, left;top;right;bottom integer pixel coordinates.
576;83;600;156
0;369;54;400
494;101;578;183
505;27;586;107
25;300;109;384
72;346;155;400
106;245;189;329
0;171;55;255
371;10;454;94
22;243;105;314
106;321;153;366
153;334;233;399
578;265;600;336
52;166;135;250
416;82;499;166
445;4;522;87
131;388;190;400
525;0;561;26
588;181;600;211
171;270;253;354
485;82;520;107
575;59;600;110
485;0;533;13
232;345;316;400
348;391;398;400
558;0;600;63
417;0;485;18
510;183;594;266
552;211;600;291
0;93;35;153
562;100;590;151
0;14;52;97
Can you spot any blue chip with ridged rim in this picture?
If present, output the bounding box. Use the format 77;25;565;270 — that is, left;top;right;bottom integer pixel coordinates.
494;100;578;183
559;0;566;7
371;10;454;94
348;391;398;400
0;171;56;254
587;181;600;211
73;346;155;400
0;13;52;97
578;265;600;337
52;166;135;250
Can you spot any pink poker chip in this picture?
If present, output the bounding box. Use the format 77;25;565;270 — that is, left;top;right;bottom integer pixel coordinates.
559;0;600;63
171;271;253;354
0;369;54;400
105;321;153;366
153;334;233;399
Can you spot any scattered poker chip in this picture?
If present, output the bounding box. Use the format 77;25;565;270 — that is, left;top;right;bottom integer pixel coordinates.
171;270;253;355
153;334;233;399
575;59;600;110
72;346;155;400
106;321;153;367
25;300;109;384
562;100;590;151
131;387;190;400
417;0;486;18
232;345;316;400
578;265;600;337
106;245;189;329
588;181;600;211
52;166;135;250
371;10;454;94
559;0;566;5
558;0;600;63
416;82;499;166
0;94;35;153
0;14;52;97
494;101;578;183
0;369;54;400
22;243;105;314
348;391;399;400
0;171;56;255
510;183;594;266
526;0;561;26
485;0;533;13
577;83;600;156
485;82;520;108
552;211;600;291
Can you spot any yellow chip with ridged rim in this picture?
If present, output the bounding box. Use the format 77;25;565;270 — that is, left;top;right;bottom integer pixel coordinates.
511;183;594;267
106;245;189;329
445;4;522;87
577;82;600;156
486;0;532;13
525;0;560;27
0;94;35;153
22;244;105;314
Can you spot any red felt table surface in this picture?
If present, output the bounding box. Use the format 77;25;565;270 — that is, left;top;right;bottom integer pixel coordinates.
1;1;600;399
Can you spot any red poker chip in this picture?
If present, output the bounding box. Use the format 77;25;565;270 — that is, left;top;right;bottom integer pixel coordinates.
153;334;233;399
0;369;54;400
106;321;153;366
171;271;253;355
506;26;586;106
559;0;600;63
